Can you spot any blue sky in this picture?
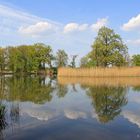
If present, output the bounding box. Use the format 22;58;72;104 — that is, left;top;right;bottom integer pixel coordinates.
0;0;140;61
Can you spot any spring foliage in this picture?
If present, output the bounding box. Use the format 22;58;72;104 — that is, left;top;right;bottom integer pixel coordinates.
81;27;129;67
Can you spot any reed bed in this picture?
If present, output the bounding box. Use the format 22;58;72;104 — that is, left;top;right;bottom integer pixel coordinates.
58;77;140;87
58;67;140;77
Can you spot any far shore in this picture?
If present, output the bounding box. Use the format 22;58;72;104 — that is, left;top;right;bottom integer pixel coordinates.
0;69;56;76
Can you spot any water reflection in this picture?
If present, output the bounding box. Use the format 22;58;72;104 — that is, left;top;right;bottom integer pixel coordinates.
10;102;20;124
86;86;127;123
132;86;140;92
0;76;140;140
56;84;68;98
0;76;55;104
58;77;140;87
0;103;7;140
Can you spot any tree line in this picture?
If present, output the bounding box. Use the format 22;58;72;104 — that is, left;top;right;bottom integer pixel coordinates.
0;42;79;73
0;43;53;73
0;26;140;73
0;43;75;73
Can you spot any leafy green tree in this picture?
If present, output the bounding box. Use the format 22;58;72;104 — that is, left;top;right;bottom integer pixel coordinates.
19;45;39;72
9;45;37;73
8;47;22;72
7;43;54;73
55;49;68;67
0;48;5;72
90;27;129;67
34;43;54;69
132;54;140;66
80;55;96;67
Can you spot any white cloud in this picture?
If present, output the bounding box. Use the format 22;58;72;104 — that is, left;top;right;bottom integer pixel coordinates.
122;110;140;128
122;14;140;31
23;108;55;121
63;23;88;33
20;103;58;121
78;24;88;31
0;4;61;36
0;4;107;57
18;21;55;36
64;110;87;119
91;18;108;32
64;18;108;33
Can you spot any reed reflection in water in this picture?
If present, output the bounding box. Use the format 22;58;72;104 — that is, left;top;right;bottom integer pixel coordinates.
0;76;139;140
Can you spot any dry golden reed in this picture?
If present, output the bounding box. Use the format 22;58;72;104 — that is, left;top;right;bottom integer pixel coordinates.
58;67;140;77
58;77;140;87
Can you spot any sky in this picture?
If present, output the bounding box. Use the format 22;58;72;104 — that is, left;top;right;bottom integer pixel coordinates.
0;0;140;61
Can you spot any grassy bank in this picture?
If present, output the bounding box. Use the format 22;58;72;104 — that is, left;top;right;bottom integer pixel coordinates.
58;67;140;77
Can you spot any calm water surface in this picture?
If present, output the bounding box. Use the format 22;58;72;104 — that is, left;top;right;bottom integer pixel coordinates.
0;76;140;140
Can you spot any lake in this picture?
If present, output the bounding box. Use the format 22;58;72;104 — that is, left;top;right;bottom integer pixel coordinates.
0;76;140;140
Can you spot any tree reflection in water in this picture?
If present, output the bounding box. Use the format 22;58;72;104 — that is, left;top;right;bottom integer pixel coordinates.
0;75;69;113
0;103;7;140
0;75;132;138
0;76;56;104
86;86;128;123
132;86;140;92
56;84;68;98
0;75;58;139
10;102;20;124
